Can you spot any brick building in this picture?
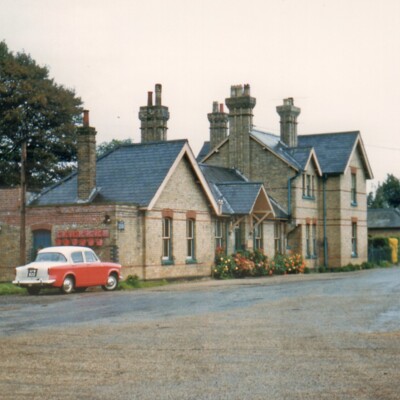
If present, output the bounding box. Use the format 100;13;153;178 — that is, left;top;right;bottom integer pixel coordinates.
198;85;373;268
0;84;373;281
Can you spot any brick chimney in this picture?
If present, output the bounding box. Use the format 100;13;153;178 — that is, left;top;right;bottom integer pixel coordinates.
207;101;228;149
225;84;256;177
139;84;170;142
77;110;97;201
276;98;301;148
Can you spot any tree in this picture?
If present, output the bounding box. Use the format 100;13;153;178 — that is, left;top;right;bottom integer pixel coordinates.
368;174;400;208
0;41;82;189
97;138;133;158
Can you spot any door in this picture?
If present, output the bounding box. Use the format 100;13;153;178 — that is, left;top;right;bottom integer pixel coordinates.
32;230;52;258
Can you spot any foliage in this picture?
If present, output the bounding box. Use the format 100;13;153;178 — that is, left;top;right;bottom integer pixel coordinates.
368;174;400;208
0;41;82;189
212;249;305;279
97;138;133;158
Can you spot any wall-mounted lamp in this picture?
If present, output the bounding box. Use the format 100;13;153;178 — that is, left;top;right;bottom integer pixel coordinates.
103;215;111;225
117;220;125;231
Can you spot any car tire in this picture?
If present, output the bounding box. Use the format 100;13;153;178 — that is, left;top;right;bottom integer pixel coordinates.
60;276;75;294
27;287;41;296
102;273;118;291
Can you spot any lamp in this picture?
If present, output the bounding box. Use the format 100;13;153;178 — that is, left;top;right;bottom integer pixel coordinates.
103;215;111;225
117;220;125;231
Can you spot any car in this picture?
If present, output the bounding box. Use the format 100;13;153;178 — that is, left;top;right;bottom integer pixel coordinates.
13;246;122;295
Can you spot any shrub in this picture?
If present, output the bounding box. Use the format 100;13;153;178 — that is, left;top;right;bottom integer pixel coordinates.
212;249;305;279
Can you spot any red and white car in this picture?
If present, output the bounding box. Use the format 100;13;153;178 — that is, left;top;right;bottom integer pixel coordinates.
13;246;122;295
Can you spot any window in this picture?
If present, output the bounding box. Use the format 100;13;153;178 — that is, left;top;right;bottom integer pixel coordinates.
306;222;317;258
306;224;311;258
84;251;98;262
351;222;357;257
234;224;243;252
71;252;84;263
215;220;224;250
162;218;172;261
303;173;315;199
274;222;282;255
312;223;317;258
351;173;357;205
186;219;195;260
254;222;263;250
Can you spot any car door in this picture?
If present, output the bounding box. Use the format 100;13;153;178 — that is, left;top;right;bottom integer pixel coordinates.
83;250;107;286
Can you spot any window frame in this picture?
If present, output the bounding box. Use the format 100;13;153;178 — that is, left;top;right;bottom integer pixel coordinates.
274;222;282;255
351;222;358;257
253;222;263;250
162;217;173;263
351;172;357;206
186;219;196;261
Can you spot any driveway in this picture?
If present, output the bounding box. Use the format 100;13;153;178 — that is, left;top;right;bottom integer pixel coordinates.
0;268;399;399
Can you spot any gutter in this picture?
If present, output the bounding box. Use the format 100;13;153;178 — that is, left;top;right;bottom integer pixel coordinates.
323;174;328;268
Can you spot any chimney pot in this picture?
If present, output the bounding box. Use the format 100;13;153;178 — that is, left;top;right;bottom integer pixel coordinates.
155;84;162;106
244;84;250;96
83;110;89;127
212;101;218;113
147;91;153;106
219;103;224;113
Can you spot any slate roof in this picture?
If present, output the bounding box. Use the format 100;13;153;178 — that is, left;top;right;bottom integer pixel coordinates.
216;182;263;215
32;140;188;207
367;208;400;229
199;129;363;176
298;131;359;175
197;141;210;162
199;163;286;218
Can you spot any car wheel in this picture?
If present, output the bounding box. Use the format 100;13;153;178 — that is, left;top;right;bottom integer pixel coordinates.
60;276;75;294
27;286;41;296
102;273;118;291
75;287;87;293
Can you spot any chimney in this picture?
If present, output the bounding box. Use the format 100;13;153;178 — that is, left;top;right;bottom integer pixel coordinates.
77;110;97;201
139;84;170;142
207;101;228;149
225;84;256;177
276;98;301;147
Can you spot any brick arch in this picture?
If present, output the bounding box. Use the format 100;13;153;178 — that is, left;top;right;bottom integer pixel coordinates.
31;223;52;232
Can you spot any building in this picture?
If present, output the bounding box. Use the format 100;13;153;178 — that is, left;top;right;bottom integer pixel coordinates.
0;84;373;281
368;208;400;238
198;85;373;268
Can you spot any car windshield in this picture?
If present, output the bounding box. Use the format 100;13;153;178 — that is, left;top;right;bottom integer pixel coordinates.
35;252;67;262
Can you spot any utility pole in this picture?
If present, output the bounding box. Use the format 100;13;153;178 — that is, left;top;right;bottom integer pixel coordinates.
20;140;27;265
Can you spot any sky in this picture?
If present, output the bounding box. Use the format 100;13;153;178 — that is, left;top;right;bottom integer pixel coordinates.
1;0;400;191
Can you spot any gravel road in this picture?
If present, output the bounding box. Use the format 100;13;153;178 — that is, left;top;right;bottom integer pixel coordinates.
0;268;399;399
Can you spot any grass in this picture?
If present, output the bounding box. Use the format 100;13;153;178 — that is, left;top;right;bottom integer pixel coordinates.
0;283;26;296
118;275;168;290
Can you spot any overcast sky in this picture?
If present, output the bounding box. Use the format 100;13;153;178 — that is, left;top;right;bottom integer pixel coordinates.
2;0;400;190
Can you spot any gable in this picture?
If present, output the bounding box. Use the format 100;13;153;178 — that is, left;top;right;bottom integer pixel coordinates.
153;155;213;212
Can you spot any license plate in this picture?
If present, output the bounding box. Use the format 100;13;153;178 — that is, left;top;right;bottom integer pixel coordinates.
27;269;37;278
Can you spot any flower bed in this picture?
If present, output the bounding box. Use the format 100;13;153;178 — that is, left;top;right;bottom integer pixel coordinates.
213;248;305;279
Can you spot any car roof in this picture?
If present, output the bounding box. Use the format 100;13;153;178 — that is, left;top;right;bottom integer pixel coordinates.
39;246;95;255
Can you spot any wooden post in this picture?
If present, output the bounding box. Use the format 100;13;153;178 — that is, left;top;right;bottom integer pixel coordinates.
20;141;27;265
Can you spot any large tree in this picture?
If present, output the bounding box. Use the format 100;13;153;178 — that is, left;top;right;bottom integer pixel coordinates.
368;174;400;208
0;41;82;189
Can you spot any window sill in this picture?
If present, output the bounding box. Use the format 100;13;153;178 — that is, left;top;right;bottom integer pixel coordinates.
185;259;198;265
162;259;174;266
306;255;317;260
302;195;315;201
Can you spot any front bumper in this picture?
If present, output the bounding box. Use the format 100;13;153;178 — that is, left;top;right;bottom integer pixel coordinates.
12;279;56;287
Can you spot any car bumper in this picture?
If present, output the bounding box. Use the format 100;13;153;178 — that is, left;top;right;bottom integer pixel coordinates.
12;279;56;287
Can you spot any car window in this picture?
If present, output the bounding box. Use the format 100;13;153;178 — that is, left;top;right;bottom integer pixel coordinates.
36;253;67;262
84;251;98;263
71;252;84;263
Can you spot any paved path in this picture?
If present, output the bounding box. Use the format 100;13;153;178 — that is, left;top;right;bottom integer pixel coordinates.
1;268;399;399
